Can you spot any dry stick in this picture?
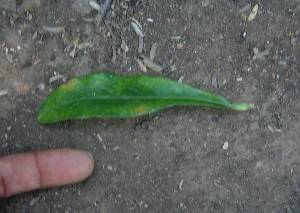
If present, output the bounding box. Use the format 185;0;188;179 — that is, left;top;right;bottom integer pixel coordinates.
291;67;300;78
84;0;112;22
104;20;117;42
100;0;117;63
99;0;116;42
100;0;113;19
111;45;117;62
104;19;117;62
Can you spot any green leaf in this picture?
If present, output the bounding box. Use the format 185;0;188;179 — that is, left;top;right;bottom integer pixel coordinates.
37;72;253;123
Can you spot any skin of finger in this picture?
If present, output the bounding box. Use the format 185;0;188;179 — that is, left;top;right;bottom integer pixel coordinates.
0;148;94;197
0;152;42;197
36;149;94;187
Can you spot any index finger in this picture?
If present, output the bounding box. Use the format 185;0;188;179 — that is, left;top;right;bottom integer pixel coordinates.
0;148;94;197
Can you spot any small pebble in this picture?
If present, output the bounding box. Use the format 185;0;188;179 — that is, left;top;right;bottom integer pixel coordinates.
212;75;218;88
89;0;101;11
223;141;229;150
4;52;13;63
177;43;183;49
291;37;297;45
237;77;243;82
112;146;119;151
29;197;40;206
0;90;8;97
38;83;45;90
147;18;153;22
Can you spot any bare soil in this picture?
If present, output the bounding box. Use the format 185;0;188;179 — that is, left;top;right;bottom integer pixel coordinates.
1;0;300;212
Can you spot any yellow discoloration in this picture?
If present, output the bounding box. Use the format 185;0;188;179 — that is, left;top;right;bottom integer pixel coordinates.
61;78;78;91
134;105;148;115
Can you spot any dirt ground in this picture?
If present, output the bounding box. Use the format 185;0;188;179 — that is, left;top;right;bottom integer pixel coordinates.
1;0;300;212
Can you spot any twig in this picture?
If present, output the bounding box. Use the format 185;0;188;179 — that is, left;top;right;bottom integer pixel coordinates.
104;20;116;42
139;54;167;74
291;67;300;79
100;0;113;20
83;0;113;22
111;45;116;62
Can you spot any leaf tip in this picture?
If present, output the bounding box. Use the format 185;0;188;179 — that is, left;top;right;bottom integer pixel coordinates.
247;103;256;110
232;103;255;111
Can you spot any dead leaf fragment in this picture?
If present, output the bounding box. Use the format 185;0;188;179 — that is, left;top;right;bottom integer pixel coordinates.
0;90;8;97
134;55;147;72
149;43;157;60
42;25;65;33
32;30;38;40
77;41;91;50
240;13;246;21
248;4;258;22
121;40;129;52
178;73;186;84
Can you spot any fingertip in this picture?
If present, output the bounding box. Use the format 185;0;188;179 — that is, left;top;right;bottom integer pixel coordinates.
36;149;95;188
0;149;95;198
86;151;94;163
79;151;95;178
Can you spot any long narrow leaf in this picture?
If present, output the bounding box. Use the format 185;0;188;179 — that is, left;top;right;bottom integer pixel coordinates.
37;72;253;123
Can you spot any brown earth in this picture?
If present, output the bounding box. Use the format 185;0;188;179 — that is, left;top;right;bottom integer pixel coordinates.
1;0;300;212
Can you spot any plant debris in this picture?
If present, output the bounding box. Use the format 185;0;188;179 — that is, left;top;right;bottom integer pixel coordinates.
42;25;65;33
248;4;258;22
131;21;144;53
139;54;167;74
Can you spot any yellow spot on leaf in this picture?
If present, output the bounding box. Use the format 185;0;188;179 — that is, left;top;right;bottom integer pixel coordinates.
134;105;148;115
61;78;78;91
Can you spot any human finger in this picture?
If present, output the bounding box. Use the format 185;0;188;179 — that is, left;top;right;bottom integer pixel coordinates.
0;148;94;197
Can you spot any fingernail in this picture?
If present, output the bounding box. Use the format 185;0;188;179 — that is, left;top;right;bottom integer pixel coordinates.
86;151;94;162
